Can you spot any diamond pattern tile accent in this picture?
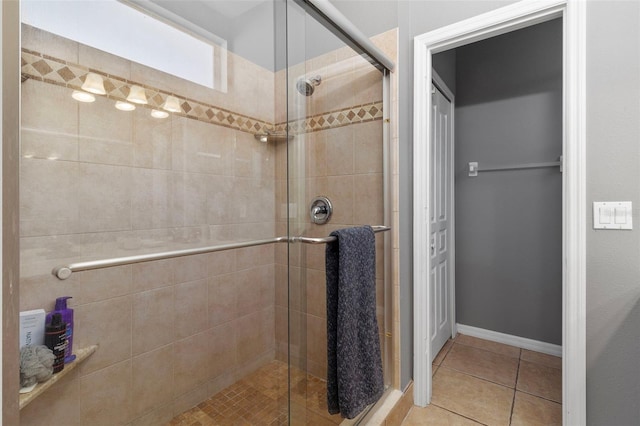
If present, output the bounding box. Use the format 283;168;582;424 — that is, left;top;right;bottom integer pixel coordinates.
22;49;381;137
31;59;53;76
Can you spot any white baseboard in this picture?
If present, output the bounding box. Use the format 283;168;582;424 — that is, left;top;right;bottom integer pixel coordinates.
456;323;562;357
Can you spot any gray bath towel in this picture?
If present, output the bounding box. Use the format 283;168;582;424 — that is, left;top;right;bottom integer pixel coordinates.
325;226;384;419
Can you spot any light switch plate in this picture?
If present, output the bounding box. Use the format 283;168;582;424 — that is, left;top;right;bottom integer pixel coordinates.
593;201;633;230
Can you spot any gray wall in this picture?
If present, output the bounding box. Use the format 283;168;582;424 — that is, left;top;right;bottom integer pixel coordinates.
454;19;562;345
432;49;456;94
585;1;640;424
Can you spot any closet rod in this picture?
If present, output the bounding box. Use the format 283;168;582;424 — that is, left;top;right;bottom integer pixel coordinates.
468;157;562;177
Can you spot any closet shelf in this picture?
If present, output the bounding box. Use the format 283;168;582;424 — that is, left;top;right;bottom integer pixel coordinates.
19;344;98;410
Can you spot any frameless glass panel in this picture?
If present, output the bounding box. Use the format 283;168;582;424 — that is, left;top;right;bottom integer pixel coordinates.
284;1;387;423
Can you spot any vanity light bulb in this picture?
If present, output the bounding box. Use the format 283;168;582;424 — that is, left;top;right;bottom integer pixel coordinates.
71;90;95;103
151;109;169;119
115;101;136;111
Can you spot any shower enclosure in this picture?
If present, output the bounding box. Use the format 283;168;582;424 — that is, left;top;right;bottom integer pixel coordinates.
18;1;395;424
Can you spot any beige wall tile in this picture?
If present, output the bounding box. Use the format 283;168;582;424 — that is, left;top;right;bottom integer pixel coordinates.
206;249;236;276
71;265;132;305
22;24;79;63
352;61;383;106
20;157;79;237
208;273;238;327
171;381;211;418
79;360;133;426
236;265;274;316
306;314;326;368
132;259;174;293
20;371;81;426
131;168;172;230
175;279;209;339
172;253;208;284
132;344;174;418
129;404;174;426
173;332;212;398
132;287;175;356
21;128;78;162
354;121;384;174
305;268;326;318
77;162;132;232
354;173;384;226
76;296;132;375
132;107;172;170
78;44;130;79
236;244;274;270
325;126;354;176
326;175;354;224
236;308;273;367
22;80;78;135
208;322;238;379
78;95;133;166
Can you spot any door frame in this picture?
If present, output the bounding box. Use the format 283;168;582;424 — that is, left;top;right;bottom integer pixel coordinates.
412;1;586;425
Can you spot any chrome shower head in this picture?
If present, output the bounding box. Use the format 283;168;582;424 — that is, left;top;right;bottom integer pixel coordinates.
296;75;322;96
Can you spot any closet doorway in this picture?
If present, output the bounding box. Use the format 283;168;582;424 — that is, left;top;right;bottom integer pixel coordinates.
412;1;587;424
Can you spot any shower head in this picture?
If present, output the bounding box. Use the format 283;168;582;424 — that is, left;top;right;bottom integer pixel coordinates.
296;75;322;96
254;130;293;143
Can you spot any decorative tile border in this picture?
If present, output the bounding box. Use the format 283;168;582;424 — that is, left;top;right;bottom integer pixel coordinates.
21;49;383;136
276;101;384;134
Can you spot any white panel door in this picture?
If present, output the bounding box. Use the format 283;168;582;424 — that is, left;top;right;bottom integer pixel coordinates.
429;84;453;361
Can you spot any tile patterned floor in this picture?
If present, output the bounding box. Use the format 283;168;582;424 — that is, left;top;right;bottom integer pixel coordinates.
168;360;342;426
402;334;562;426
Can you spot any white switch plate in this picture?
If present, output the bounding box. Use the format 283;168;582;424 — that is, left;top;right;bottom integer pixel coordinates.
593;201;633;230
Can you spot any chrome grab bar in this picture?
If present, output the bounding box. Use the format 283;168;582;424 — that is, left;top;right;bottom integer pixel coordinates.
52;226;390;280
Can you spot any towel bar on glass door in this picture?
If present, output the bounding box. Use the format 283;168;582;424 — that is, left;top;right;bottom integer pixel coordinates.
52;226;390;280
290;225;390;244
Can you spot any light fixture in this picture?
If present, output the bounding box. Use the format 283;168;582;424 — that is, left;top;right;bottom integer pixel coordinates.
161;95;182;113
151;109;169;119
126;85;148;104
115;101;136;111
81;72;106;95
71;90;95;103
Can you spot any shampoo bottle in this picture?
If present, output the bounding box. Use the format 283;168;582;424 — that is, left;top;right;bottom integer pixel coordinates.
45;313;66;373
48;296;76;363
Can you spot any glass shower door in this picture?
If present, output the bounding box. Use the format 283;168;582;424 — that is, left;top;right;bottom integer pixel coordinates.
281;1;389;423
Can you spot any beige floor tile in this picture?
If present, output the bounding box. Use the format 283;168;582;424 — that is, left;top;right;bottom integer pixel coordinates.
521;349;562;369
517;360;562;403
432;363;439;376
402;405;482;425
511;391;562;425
431;367;514;426
442;343;519;387
455;334;521;359
433;339;454;366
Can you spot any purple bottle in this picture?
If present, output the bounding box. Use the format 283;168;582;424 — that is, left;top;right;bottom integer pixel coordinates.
48;296;76;363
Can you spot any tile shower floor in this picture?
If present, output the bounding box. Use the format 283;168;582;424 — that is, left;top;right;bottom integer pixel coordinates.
168;360;342;426
402;334;562;426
